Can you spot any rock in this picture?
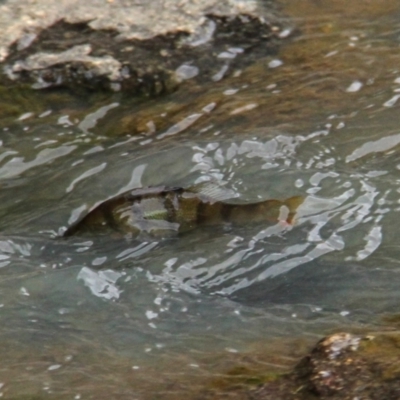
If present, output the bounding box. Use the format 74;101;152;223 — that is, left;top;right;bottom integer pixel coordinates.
295;333;368;398
198;332;400;399
0;0;290;94
293;332;400;399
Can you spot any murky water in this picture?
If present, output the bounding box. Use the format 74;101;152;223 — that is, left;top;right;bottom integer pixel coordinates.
2;0;400;398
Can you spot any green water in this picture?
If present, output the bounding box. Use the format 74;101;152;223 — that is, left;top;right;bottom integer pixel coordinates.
1;0;400;398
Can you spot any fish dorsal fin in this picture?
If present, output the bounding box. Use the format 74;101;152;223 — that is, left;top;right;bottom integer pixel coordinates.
185;180;238;203
126;186;172;198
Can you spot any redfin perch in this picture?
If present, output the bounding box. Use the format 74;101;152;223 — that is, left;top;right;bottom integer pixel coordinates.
64;182;303;237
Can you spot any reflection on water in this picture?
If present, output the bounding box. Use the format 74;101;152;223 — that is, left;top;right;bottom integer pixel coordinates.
2;0;400;398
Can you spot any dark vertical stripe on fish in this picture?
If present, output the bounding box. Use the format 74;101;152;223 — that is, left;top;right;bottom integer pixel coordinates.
196;201;209;226
164;192;177;223
220;203;233;223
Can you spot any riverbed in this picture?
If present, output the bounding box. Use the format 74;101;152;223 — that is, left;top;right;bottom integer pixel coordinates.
1;0;400;398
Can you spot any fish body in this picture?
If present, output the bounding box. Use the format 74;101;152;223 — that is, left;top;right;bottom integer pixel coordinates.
64;183;303;237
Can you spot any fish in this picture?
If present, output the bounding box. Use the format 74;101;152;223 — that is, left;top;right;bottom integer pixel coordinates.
63;182;303;238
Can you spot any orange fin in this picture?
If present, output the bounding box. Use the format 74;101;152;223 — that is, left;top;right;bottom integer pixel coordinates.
283;195;304;225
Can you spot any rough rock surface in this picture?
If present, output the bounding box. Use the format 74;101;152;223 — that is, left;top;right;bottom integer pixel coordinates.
293;332;400;399
0;0;289;94
0;0;274;61
197;332;400;399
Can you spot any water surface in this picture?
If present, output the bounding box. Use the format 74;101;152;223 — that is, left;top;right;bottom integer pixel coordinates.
2;0;400;398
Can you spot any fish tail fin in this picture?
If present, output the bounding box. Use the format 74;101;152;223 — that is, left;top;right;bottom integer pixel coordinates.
283;195;304;224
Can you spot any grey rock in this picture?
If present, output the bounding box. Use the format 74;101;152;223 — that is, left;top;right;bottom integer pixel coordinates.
5;44;122;89
0;0;265;62
0;0;288;94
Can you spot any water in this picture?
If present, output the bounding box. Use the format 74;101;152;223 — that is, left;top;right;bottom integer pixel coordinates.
2;0;400;398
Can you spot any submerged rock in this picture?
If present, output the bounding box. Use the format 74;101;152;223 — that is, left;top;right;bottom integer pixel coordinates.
197;332;400;399
294;332;400;399
1;0;290;94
